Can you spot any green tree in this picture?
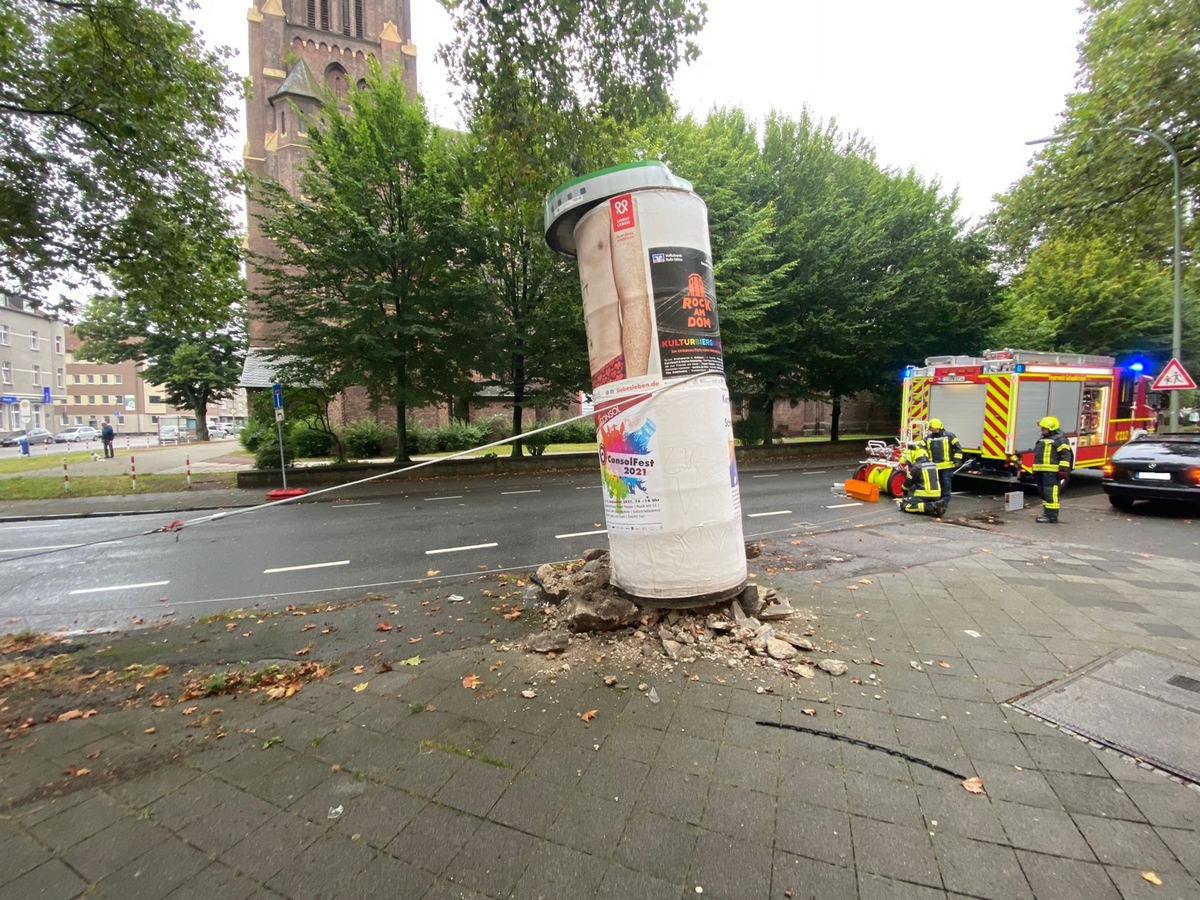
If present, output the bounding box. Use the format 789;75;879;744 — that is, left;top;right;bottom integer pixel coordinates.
439;0;706;456
0;0;242;307
747;111;998;441
76;298;246;441
250;68;476;463
990;0;1198;366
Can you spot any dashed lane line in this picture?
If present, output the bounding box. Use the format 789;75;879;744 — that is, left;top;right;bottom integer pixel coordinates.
69;580;170;595
747;510;792;518
425;542;499;555
556;529;608;539
264;560;350;574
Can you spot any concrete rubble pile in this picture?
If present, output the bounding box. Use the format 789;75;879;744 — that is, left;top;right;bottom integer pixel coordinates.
517;549;848;685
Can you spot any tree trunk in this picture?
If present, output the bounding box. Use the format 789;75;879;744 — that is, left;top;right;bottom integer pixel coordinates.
509;352;526;459
394;358;410;463
759;389;776;446
830;397;842;442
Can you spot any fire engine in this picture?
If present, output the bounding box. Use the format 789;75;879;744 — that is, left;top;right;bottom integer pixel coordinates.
899;348;1156;487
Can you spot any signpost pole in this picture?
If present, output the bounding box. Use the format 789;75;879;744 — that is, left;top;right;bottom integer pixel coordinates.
272;383;287;490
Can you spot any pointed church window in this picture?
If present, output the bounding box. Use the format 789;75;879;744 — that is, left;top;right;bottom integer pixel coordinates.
306;0;315;28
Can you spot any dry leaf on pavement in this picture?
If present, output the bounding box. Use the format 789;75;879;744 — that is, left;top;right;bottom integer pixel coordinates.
581;709;598;722
962;776;986;794
462;674;481;689
353;682;368;692
181;706;198;715
376;622;393;632
1141;872;1162;886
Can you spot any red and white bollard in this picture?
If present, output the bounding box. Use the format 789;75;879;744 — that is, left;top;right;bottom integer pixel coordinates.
63;458;69;493
130;455;137;491
186;455;191;489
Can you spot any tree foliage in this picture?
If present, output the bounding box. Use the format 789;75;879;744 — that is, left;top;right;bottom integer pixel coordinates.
250;68;476;462
990;0;1197;365
0;0;242;307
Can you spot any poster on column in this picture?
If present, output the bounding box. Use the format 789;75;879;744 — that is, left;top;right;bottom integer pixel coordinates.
649;246;724;379
595;393;664;533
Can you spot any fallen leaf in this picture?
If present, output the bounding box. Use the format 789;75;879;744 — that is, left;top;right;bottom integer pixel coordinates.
858;578;872;585
462;674;481;689
847;584;859;591
801;708;816;716
56;709;85;722
785;891;794;899
399;655;421;666
181;706;199;715
426;569;439;577
581;709;598;722
301;624;315;632
86;750;101;760
377;662;393;673
74;767;91;777
353;682;369;692
488;662;502;672
870;658;884;666
1141;872;1162;886
938;661;951;669
408;637;422;644
295;647;310;657
376;622;393;632
521;690;537;699
144;727;156;734
424;703;436;712
961;776;986;795
502;610;522;620
595;655;605;663
132;617;145;625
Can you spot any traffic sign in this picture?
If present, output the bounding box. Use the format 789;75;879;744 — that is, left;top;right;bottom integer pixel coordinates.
272;383;284;409
1150;358;1196;391
42;386;51;403
275;407;285;423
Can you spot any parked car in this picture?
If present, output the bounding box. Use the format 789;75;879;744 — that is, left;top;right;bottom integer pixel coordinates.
207;423;231;439
158;425;184;444
1102;434;1200;510
2;427;54;447
55;425;101;443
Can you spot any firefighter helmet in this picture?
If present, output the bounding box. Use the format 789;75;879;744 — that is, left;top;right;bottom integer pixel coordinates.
1039;415;1059;431
902;447;929;464
928;418;944;431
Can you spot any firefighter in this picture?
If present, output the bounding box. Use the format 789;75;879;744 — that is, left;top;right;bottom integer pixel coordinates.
896;447;947;517
922;418;963;507
1033;415;1073;523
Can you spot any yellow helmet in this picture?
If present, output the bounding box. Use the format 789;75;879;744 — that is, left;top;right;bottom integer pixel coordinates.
1039;416;1059;430
903;447;929;464
928;418;944;431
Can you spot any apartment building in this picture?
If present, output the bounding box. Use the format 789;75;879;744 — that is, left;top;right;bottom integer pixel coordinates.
0;294;67;432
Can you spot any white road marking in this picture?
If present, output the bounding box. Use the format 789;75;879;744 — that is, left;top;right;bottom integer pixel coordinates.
801;471;828;475
501;489;541;495
425;542;498;555
331;502;380;508
425;495;463;501
1;541;123;553
751;473;781;478
747;510;792;518
574;485;600;489
69;580;170;595
264;560;350;574
556;529;609;539
826;502;863;509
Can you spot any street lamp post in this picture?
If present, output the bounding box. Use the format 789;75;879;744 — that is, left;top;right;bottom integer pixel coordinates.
1026;127;1184;433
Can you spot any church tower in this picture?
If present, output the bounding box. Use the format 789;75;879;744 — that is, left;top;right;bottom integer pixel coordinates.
243;0;417;347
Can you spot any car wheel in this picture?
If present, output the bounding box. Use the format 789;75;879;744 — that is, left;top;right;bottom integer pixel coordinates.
1108;495;1135;511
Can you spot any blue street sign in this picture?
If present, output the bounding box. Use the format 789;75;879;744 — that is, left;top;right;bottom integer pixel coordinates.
0;395;16;404
272;383;284;410
43;386;52;403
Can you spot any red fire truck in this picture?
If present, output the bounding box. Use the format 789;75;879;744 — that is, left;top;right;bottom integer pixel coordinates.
899;348;1156;486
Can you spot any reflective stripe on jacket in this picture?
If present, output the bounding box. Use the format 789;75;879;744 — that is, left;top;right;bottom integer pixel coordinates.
924;431;963;470
1032;429;1073;473
905;461;942;499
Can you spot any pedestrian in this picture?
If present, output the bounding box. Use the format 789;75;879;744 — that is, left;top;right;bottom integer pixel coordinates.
896;447;947;517
1032;415;1072;523
922;418;963;508
101;422;115;459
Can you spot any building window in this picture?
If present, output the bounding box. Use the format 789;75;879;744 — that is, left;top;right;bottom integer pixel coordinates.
280;110;286;134
306;0;315;27
29;329;39;349
320;0;329;30
1;362;10;384
340;0;349;33
87;395;95;404
72;374;81;384
87;374;95;383
149;395;163;404
0;324;8;345
354;0;363;37
56;368;64;388
55;334;63;354
32;365;40;386
114;374;122;384
100;374;108;384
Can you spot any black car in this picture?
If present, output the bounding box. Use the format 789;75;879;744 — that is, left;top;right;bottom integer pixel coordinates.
1102;434;1200;510
2;427;55;447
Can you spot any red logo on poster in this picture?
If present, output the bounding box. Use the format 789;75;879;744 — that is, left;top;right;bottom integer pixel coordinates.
610;194;635;231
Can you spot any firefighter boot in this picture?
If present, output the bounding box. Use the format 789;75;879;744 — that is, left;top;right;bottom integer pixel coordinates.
1035;511;1059;524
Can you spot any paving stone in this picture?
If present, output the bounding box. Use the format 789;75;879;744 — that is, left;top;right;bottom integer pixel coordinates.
59;816;171;883
334;851;433;899
845;770;925;827
96;835;210;898
850;816;942;889
992;799;1097;861
1072;813;1184;870
0;858;88;900
838;741;913;783
932;832;1032;899
657;731;720;778
218;810;323;883
777;761;848;812
857;871;949;899
478;727;545;771
713;740;779;791
0;828;51;883
510;840;608;900
1103;861;1199;899
161;862;262;900
387;802;481;875
684;829;773;899
699;782;776;844
772;848;858;899
552;791;630;856
388;744;466;798
487;770;568;836
770;726;844;766
443;819;539;897
1044;771;1149;822
266;832;377;898
1117;778;1200;829
432;756;514;817
971;760;1063;810
179;794;282;857
27;789;125;849
774;798;853;866
595;862;685;900
328;783;425;849
614;808;699;884
1017;851;1123;900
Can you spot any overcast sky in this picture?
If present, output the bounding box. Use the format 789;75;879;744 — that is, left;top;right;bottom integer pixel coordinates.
190;0;1087;226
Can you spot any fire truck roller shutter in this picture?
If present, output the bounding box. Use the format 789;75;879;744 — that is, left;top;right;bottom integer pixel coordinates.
1048;381;1083;435
928;383;986;449
1013;381;1083;452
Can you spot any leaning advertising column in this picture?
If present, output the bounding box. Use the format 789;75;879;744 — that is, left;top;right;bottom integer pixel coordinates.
544;161;746;605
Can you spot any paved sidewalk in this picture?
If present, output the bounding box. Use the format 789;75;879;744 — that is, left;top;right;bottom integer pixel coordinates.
1;514;1198;899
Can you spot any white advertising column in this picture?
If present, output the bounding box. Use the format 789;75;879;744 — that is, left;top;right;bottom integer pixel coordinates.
545;162;746;605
